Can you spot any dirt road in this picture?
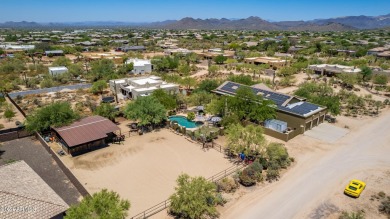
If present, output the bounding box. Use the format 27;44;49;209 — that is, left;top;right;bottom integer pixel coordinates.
222;111;390;219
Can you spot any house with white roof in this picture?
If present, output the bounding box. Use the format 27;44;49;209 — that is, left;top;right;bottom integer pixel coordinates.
308;64;361;76
125;58;152;75
48;66;68;76
109;76;179;100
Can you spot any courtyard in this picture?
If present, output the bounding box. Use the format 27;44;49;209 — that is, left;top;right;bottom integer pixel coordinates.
58;128;234;216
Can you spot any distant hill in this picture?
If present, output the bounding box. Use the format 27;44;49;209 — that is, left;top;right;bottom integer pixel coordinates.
1;13;390;30
288;22;356;32
160;16;282;30
310;14;390;29
0;21;41;28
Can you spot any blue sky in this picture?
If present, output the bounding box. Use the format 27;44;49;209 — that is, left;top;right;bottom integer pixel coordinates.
1;0;390;22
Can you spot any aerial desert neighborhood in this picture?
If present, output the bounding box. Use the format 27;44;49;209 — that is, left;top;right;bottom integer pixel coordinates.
1;1;390;219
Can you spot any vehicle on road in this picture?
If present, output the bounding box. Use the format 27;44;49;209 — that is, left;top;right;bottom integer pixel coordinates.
344;179;366;198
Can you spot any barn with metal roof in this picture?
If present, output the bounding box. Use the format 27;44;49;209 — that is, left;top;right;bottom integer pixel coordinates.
52;116;120;155
213;81;327;140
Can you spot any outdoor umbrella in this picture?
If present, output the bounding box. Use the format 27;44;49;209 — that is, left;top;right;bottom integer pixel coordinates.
210;116;222;123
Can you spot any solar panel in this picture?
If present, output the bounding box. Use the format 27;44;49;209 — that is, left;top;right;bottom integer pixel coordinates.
217;81;324;117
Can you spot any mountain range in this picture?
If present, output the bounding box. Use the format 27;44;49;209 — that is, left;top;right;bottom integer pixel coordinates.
1;13;390;31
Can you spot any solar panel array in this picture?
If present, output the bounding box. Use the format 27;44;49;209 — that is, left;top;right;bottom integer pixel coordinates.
217;81;323;117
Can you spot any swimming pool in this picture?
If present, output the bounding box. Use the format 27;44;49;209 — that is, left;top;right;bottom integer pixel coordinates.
169;116;203;128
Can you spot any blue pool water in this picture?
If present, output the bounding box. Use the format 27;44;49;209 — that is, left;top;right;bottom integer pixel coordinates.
169;116;203;128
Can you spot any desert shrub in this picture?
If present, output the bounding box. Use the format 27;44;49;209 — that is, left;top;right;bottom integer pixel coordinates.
379;196;390;217
379;191;386;198
239;167;257;187
339;211;365;219
0;124;4;129
267;143;291;169
266;160;281;182
214;193;227;206
248;161;264;182
216;177;239;193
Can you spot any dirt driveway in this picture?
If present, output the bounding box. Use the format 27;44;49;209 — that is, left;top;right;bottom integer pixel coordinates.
221;110;390;219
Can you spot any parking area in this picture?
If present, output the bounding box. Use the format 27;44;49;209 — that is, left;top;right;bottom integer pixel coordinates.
304;123;349;143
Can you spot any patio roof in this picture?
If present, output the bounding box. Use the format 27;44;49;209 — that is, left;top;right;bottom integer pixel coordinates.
53;116;120;147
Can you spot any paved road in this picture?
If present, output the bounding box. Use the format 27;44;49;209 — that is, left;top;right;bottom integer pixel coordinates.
223;112;390;219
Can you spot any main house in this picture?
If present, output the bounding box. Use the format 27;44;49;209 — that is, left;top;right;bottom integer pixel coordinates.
0;161;69;219
109;76;179;100
214;81;327;141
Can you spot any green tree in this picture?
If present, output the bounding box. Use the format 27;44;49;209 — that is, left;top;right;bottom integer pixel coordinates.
25;102;79;133
90;59;115;80
180;77;197;90
360;66;372;81
226;124;266;156
189;91;215;106
65;189;130;219
206;96;226;116
151;89;177;110
68;64;84;77
228;86;276;122
94;103;118;122
187;112;195;121
194;79;219;93
52;57;72;67
91;80;108;95
124;96;167;127
214;55;227;64
178;64;191;76
169;174;219;219
228;75;256;86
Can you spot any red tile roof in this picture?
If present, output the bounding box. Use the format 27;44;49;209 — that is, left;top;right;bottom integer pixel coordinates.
53;116;120;147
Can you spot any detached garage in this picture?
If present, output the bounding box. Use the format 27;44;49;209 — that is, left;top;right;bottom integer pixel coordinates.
52;116;120;156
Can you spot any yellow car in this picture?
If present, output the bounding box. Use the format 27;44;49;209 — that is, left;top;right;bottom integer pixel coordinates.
344;179;366;198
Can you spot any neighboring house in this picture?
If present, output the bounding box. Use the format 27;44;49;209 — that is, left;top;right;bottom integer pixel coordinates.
164;48;192;56
213;81;327;141
48;66;68;76
244;57;288;69
308;64;361;76
0;161;69;219
125;58;152;75
52;116;120;156
45;50;64;56
367;47;389;56
118;45;145;52
109;76;179;100
0;44;35;50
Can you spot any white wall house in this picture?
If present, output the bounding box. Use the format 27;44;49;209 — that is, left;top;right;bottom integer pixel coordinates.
109;76;179;100
125;58;152;75
48;66;68;76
